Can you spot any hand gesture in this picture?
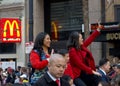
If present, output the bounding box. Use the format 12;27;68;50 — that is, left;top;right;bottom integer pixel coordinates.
50;49;54;55
92;70;102;76
47;49;54;62
96;23;104;31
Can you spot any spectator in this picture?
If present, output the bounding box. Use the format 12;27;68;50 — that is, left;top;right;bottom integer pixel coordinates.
97;58;111;85
21;67;28;78
20;74;29;83
0;68;3;85
67;24;103;86
6;67;16;84
108;64;117;80
33;54;70;86
14;73;20;83
58;49;74;79
30;32;54;84
2;72;7;86
111;63;120;86
15;66;22;76
15;66;21;73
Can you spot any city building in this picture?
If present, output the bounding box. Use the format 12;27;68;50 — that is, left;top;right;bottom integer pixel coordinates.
0;0;28;70
0;0;120;69
33;0;120;64
33;0;102;64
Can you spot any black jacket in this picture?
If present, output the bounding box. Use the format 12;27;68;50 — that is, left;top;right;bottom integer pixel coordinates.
97;69;110;83
33;73;70;86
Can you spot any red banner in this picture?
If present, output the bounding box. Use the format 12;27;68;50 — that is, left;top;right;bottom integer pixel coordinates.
0;18;21;43
90;22;120;31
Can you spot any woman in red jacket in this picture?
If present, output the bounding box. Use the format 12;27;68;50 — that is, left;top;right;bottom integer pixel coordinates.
30;32;53;84
67;26;102;86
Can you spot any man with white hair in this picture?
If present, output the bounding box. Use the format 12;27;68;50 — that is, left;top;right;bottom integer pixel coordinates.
33;53;70;86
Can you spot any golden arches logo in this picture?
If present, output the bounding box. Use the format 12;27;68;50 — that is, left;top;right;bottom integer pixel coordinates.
3;20;20;37
51;21;58;39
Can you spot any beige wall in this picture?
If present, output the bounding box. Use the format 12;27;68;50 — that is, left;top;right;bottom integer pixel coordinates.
33;0;44;41
106;0;120;22
89;0;102;65
0;0;24;5
0;1;26;67
89;0;101;23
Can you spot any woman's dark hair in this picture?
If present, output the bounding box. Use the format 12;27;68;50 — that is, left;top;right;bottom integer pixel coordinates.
67;31;81;50
57;49;68;56
33;32;48;49
33;32;51;54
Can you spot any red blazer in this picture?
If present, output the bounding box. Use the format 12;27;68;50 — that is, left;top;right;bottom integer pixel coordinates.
30;50;50;70
69;30;100;78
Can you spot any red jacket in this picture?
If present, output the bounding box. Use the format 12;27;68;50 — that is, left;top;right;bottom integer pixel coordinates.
69;30;100;78
64;63;74;79
30;50;50;70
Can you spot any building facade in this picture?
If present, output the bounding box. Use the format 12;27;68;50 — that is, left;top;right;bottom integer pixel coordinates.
0;0;119;69
105;0;120;63
33;0;120;65
32;0;102;64
0;0;28;69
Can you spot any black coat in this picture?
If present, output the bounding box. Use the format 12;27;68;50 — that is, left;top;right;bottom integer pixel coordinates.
33;73;70;86
97;69;110;83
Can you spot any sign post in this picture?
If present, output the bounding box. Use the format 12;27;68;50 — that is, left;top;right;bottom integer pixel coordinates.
25;42;34;54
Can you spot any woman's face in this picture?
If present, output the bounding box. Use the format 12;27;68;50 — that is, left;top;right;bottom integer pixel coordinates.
43;34;51;47
79;34;83;45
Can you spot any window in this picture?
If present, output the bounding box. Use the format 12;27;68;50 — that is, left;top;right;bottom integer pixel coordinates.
0;43;16;54
50;0;83;40
114;5;120;23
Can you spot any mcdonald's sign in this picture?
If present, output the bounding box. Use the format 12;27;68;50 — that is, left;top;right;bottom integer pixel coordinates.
51;21;59;40
0;18;21;43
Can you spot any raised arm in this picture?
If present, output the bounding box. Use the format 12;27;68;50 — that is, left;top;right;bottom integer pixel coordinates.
83;25;103;47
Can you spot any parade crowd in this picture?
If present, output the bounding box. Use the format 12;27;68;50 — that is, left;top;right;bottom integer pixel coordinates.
0;24;120;86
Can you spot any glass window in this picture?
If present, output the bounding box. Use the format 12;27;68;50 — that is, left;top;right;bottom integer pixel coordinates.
0;43;16;54
50;0;83;40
